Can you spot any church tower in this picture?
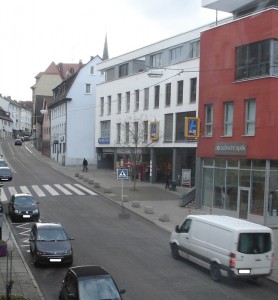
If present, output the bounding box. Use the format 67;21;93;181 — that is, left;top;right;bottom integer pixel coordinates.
102;34;109;61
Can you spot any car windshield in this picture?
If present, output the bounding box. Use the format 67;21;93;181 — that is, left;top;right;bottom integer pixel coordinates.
78;275;121;300
0;160;7;167
0;168;11;175
37;228;68;241
15;196;36;206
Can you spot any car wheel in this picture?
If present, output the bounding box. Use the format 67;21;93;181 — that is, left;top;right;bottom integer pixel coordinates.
171;243;180;260
210;262;221;282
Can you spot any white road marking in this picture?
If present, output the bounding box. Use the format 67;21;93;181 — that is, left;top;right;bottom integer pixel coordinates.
54;184;73;195
64;184;85;195
74;184;97;195
43;184;59;196
31;185;46;197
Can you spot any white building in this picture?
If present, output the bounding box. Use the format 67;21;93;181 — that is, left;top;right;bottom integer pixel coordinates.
95;23;219;184
48;56;104;165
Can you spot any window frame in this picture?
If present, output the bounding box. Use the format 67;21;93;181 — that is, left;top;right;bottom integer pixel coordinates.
245;99;256;136
205;104;213;137
224;102;233;137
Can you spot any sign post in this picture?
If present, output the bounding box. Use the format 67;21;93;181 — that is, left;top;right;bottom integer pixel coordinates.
117;169;129;218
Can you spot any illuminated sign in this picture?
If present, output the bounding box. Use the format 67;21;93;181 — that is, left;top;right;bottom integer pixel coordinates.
185;117;200;138
150;122;159;140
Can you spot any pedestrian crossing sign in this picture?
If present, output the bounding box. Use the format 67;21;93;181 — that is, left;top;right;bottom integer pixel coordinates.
117;169;128;180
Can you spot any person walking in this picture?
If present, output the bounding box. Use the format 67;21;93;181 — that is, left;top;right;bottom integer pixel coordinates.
82;158;88;172
165;173;170;189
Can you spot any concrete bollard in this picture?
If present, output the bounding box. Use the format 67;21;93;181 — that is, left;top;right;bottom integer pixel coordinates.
104;187;112;193
75;172;80;177
84;177;89;182
144;206;154;214
88;179;94;185
78;174;84;179
122;195;129;202
132;201;140;208
159;213;170;222
94;183;101;188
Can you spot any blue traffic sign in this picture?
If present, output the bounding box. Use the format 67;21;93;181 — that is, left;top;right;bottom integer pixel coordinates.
117;169;129;180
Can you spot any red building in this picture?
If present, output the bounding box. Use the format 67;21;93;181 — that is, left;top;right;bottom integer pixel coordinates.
196;1;278;225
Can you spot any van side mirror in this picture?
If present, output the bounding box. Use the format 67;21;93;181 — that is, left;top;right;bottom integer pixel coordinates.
175;225;180;233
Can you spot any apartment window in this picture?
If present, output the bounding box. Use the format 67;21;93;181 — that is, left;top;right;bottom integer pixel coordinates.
190;78;197;103
165;83;171;106
205;104;213;137
100;97;104;116
117;93;121;114
177;80;183;105
150;53;162;68
90;66;95;75
135;90;139;111
245;99;256;136
144;88;149;110
164;114;173;142
100;120;110;139
85;84;91;94
143;121;148;142
106;68;115;81
154;85;160;108
126;92;130;112
134;122;139;143
224;102;233;136
117;123;121;143
190;40;200;58
236;39;271;80
107;96;111;115
170;46;182;62
125;123;129;143
119;63;128;77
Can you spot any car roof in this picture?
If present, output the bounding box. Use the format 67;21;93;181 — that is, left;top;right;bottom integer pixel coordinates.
13;193;32;197
70;265;109;277
35;222;62;230
0;166;11;170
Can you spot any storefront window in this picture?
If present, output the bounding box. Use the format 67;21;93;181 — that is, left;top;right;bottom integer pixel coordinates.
214;168;225;208
240;159;251;169
239;169;250;187
202;168;214;207
215;159;226;168
251;170;265;215
252;160;266;170
203;158;214;166
269;170;278;216
270;160;278;170
227;159;238;168
226;169;238;211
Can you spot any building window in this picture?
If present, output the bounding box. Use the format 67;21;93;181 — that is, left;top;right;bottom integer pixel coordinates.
85;84;91;94
144;88;149;110
224;102;233;136
154;86;160;108
117;93;121;114
134;122;138;143
245;99;256;136
170;46;182;62
190;78;197;103
126;92;130;112
106;68;115;81
125;123;129;143
143;121;148;142
190;40;200;58
100;97;104;116
205;104;213;137
176;111;195;141
177;80;183;105
165;83;171;106
236;39;271;80
100;120;110;139
117;123;121;143
119;63;128;77
150;53;162;68
107;96;111;115
90;66;95;75
164;114;173;142
135;90;139;111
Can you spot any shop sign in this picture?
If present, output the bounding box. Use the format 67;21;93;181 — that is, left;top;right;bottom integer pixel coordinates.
215;142;247;156
150;122;159;140
98;137;110;144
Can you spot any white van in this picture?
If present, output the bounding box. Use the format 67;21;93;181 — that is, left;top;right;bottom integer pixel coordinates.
170;215;274;281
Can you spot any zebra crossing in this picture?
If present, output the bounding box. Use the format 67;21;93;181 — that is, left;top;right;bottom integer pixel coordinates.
0;183;98;202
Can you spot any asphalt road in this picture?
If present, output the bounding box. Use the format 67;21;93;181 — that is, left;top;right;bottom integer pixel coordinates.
2;140;278;300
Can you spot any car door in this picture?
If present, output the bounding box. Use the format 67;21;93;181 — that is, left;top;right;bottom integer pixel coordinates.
8;195;15;215
177;218;192;259
29;225;37;253
62;272;78;300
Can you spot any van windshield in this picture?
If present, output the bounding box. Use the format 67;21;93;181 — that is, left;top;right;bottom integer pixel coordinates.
238;233;271;254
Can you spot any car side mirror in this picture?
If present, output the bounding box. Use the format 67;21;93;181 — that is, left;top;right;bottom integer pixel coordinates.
69;237;74;241
119;289;126;295
175;225;180;233
68;294;77;299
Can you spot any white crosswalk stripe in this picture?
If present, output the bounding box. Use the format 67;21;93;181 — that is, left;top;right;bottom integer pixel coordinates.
0;183;97;201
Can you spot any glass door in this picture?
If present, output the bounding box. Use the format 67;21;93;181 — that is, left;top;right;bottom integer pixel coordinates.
239;187;250;219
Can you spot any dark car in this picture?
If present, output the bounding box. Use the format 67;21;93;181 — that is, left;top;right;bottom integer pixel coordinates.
8;193;40;222
15;138;23;145
29;222;74;266
0;166;13;181
59;265;126;300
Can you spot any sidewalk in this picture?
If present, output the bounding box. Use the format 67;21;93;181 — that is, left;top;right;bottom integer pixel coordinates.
1;142;278;298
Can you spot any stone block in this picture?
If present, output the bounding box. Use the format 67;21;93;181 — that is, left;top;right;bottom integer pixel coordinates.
159;213;170;222
144;206;154;214
94;182;101;188
104;187;112;193
132;201;140;208
78;174;84;179
75;172;80;177
88;179;94;185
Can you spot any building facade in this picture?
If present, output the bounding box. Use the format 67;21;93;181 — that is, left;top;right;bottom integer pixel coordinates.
197;1;278;225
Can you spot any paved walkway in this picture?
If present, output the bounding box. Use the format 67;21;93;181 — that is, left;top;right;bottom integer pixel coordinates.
1;142;278;298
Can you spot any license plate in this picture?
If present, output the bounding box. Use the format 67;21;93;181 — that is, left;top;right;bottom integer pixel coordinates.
23;215;31;218
50;258;61;262
238;269;251;274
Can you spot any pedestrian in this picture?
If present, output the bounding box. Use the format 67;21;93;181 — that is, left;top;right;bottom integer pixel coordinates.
82;158;88;172
165;173;170;189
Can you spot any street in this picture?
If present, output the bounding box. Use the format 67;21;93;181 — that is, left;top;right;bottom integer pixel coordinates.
2;139;278;300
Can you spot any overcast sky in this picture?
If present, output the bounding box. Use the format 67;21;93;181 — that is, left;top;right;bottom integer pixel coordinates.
0;0;231;102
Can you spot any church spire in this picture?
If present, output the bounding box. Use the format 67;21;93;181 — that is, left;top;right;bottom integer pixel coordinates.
102;33;109;61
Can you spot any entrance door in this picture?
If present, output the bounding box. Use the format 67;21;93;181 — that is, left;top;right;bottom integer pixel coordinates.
239;188;250;219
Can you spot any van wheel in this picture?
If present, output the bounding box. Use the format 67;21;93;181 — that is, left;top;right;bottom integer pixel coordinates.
171;243;180;260
210;262;221;282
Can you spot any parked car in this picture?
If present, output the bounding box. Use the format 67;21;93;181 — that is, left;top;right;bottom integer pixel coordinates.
29;222;74;266
15;138;23;145
59;265;126;300
8;193;40;222
0;158;8;167
0;166;13;181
